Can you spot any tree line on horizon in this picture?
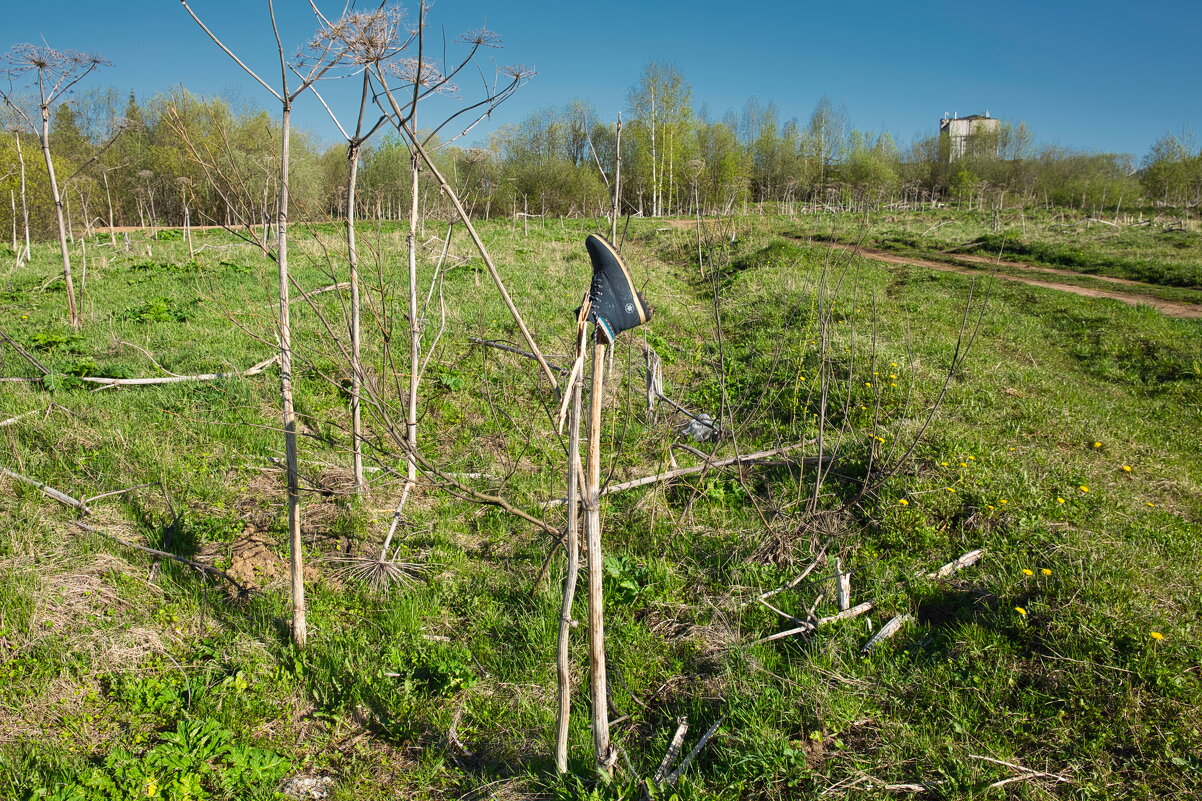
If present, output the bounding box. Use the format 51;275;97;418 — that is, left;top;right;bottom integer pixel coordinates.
4;61;1202;240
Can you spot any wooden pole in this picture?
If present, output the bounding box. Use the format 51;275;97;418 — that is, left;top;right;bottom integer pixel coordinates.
584;333;611;775
555;377;584;773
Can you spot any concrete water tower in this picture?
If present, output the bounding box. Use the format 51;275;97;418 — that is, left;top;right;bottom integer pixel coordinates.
940;111;1001;160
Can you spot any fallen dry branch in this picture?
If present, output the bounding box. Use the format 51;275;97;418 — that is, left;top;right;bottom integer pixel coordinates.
545;443;830;507
1;464;89;510
862;613;913;653
0;354;280;388
927;548;984;578
652;717;689;784
468;338;570;374
75;520;250;595
969;754;1072;787
751;602;873;645
663;716;725;786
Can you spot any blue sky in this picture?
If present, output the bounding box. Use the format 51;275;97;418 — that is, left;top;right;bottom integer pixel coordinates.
5;0;1199;157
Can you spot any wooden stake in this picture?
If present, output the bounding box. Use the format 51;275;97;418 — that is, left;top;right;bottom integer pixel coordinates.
554;377;584;773
584;334;612;775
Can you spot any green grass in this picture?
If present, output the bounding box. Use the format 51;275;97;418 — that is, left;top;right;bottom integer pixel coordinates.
782;206;1202;302
1;212;1200;799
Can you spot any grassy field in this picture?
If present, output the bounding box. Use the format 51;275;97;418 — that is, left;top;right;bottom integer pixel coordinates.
783;207;1202;306
0;211;1200;800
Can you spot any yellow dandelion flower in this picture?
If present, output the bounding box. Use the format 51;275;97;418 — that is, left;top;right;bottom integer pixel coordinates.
1022;569;1034;576
1040;568;1051;576
959;462;968;467
1008;447;1016;451
1093;442;1102;448
987;504;995;510
891;382;897;387
940;461;949;466
1079;486;1089;493
20;315;28;319
1146;502;1155;507
1015;607;1027;616
1150;631;1164;640
898;498;909;506
889;374;897;379
945;487;956;493
1122;465;1132;472
865;382;872;387
967;456;975;460
890;362;898;367
1056;497;1065;504
800;376;806;380
1000;499;1008;504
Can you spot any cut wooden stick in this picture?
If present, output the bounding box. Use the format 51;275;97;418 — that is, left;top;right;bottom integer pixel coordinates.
544;444;830;507
927;548;985;579
469;338;569;375
653;717;689;784
836;556;851;611
663;716;725;786
862;613;913;653
554;377;583;774
584;335;612;775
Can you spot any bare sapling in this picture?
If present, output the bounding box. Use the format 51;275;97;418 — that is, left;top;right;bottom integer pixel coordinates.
181;0;354;648
370;23;559;391
12;130;32;264
304;7;407;496
1;44;111;327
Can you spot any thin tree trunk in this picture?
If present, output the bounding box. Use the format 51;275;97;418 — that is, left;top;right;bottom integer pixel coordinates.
40;100;80;328
403;149;420;505
611;115;621;243
279;102;306;649
584;336;611;775
555;378;584;773
102;171;115;235
14;132;31;264
346;141;365;493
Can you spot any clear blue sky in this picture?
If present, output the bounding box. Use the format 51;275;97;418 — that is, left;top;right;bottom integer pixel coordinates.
6;0;1199;157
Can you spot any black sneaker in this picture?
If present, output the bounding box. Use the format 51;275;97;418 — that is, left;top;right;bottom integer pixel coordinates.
584;234;651;344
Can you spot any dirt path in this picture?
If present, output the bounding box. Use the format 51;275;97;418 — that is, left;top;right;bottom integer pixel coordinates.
820;242;1202;320
937;250;1150;288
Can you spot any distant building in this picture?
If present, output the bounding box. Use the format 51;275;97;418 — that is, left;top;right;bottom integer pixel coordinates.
940;112;1000;160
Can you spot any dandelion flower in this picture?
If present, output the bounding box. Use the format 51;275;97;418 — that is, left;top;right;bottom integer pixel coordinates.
1057;497;1066;504
899;498;909;506
967;456;975;461
1022;569;1034;576
890;362;897;367
865;382;872;387
1015;607;1027;616
1093;442;1102;448
1040;568;1052;576
889;374;897;379
1150;631;1164;640
1008;447;1016;451
987;504;995;510
1079;486;1089;493
1122;465;1132;472
1000;499;1008;504
1146;502;1155;507
959;462;968;467
940;461;949;466
945;487;956;493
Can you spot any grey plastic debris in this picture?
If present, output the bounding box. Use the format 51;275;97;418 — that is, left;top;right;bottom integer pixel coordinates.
280;775;336;800
679;413;717;442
